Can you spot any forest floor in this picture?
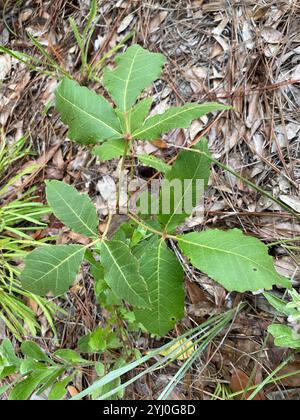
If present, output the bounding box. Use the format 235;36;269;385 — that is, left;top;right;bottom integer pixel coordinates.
1;0;300;400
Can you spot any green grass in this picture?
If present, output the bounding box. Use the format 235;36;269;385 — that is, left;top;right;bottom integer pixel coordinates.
0;134;59;340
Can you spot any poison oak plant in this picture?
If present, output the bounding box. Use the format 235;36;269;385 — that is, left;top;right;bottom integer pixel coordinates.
20;45;291;337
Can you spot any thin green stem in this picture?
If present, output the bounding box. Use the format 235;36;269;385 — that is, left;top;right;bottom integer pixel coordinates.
102;213;113;240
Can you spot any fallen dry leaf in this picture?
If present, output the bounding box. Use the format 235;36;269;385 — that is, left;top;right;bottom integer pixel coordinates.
0;54;11;80
158;338;196;361
230;369;264;400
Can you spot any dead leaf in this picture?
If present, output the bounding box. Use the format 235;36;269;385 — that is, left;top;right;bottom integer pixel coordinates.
276;360;300;387
158;338;195;361
149;11;168;32
261;27;283;44
185;67;207;93
151;139;168;149
279;196;300;213
117;14;134;33
186;281;209;305
230;369;264;400
0;54;11;80
67;386;80;399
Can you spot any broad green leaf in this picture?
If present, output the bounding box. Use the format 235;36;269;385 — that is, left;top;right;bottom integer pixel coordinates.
116;98;153;134
93;138;126;161
48;375;73;401
54;349;88;365
264;292;297;318
46;180;98;238
0;339;20;366
101;240;150;308
37;367;65;396
158;140;211;233
0;366;16;380
178;229;291;292
55;77;122;144
21;245;85;296
78;327;121;353
21;341;52;364
8;368;55;400
133;102;230;140
132;234;160;259
129;98;153;133
134;240;184;336
268;324;300;349
103;44;165;112
137;154;171;174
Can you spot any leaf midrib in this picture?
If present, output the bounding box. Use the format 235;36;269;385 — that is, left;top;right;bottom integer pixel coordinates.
28;246;83;285
123;48;140;112
133;104;199;137
50;185;97;237
164;152;204;231
56;89;122;137
151;240;164;333
178;236;280;279
102;241;148;306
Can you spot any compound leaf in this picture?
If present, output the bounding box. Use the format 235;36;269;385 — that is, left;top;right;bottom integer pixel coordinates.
133;102;229;140
134;240;184;336
178;229;291;292
21;245;85;296
46;181;98;238
103;44;165;112
101;240;150;308
93;138;126;162
158;139;211;233
56;77;122;144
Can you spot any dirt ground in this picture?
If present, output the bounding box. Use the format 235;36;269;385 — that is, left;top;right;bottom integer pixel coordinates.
1;0;300;400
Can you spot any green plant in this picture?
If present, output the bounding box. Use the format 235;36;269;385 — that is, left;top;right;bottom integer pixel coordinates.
0;0;133;83
0;135;59;340
0;338;94;400
20;45;290;340
266;290;300;350
74;308;240;400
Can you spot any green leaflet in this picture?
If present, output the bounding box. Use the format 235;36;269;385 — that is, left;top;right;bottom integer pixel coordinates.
137;154;171;174
101;240;150;308
158;140;211;233
116;98;153;134
46;180;98;238
103;44;165;112
134;239;184;336
54;349;89;365
48;375;73;401
268;325;300;350
128;98;153;133
55;77;122;144
21;245;85;296
9;368;57;400
93;138;126;161
133;102;230;140
264;292;297;318
21;342;52;363
178;229;291;292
